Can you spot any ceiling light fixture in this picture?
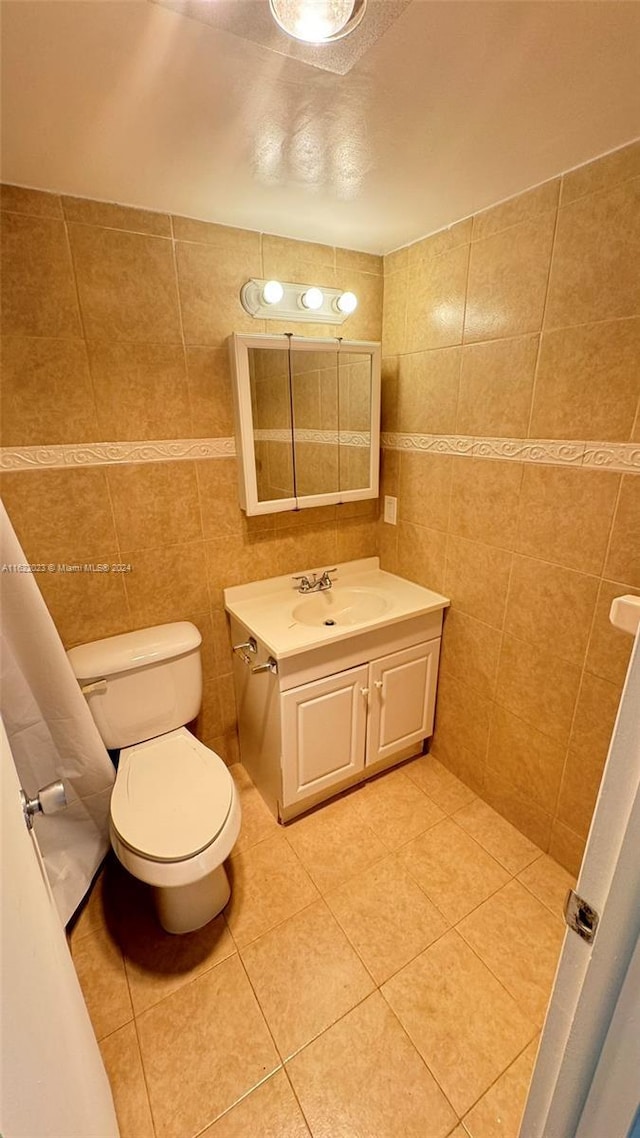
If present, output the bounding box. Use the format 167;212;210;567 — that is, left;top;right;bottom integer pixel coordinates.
268;0;367;44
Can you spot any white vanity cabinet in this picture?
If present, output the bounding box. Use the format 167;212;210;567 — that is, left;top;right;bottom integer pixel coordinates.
280;640;441;812
281;664;369;809
227;594;445;821
366;641;440;764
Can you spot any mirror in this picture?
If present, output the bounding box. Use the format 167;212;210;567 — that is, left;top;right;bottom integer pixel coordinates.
249;346;294;502
290;348;340;498
230;334;380;515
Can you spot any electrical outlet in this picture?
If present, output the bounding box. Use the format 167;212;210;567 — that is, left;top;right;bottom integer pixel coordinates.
384;495;397;525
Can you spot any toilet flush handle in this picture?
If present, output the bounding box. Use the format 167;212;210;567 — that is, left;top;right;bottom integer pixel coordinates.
233;638;257;666
79;678;107;695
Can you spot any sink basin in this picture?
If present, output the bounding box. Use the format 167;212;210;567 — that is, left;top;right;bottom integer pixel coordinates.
225;557;450;659
292;587;390;627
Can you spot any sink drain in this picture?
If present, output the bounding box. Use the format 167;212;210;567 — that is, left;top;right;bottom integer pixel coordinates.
324;619;336;626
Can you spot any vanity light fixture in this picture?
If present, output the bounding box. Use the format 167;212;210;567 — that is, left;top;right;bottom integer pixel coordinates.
240;278;359;325
268;0;367;44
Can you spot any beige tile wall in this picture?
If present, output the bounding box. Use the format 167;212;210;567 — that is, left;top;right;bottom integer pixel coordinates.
380;141;640;873
1;145;637;863
0;186;383;761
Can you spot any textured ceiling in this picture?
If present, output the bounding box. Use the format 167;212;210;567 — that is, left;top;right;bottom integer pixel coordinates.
1;0;639;253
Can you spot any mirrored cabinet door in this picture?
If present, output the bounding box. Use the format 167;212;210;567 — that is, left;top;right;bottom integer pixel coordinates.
248;346;294;503
230;334;380;516
290;348;340;498
337;351;373;493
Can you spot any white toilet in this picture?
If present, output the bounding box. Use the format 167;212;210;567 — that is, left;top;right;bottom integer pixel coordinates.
67;622;241;934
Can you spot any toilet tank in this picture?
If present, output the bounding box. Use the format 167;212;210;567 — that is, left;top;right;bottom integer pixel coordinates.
67;623;203;750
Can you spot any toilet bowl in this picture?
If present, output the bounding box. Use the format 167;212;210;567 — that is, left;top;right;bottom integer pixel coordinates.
68;622;241;934
110;727;241;933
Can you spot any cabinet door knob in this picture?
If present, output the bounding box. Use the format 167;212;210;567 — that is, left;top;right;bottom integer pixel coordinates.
374;680;383;689
360;687;369;696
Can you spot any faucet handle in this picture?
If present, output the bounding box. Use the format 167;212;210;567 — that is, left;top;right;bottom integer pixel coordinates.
318;568;337;590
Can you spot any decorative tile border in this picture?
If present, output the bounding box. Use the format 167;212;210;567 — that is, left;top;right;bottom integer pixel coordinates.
473;438;586;464
518;440;586;465
582;442;640;472
381;433;475;456
1;445;69;471
0;437;236;471
254;428;371;447
381;433;640;474
2;433;638;474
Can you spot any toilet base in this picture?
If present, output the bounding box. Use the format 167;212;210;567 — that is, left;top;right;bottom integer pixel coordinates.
153;864;231;934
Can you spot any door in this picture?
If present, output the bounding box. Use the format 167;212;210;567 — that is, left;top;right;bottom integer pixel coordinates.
0;717;120;1138
367;640;440;765
520;597;640;1138
281;664;368;807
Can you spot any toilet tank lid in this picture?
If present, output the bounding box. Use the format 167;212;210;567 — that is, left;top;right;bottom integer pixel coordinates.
67;622;202;681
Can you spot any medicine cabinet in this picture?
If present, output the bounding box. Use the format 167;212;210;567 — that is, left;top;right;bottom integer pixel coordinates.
228;333;381;516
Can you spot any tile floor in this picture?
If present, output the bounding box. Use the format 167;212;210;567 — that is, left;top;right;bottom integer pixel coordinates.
69;754;575;1138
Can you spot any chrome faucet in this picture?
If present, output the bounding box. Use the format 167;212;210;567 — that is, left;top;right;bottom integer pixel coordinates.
293;568;337;593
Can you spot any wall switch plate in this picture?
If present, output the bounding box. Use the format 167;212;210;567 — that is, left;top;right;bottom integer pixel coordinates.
384;495;397;525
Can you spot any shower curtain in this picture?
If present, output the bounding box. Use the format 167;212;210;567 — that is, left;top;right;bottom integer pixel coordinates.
0;502;115;925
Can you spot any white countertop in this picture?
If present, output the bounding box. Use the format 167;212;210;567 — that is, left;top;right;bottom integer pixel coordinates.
224;558;450;659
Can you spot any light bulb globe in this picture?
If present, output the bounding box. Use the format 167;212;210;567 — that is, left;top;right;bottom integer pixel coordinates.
262;280;284;305
301;287;324;310
336;290;358;315
269;0;361;44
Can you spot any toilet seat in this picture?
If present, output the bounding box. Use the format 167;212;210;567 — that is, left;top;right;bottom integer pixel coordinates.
110;727;233;862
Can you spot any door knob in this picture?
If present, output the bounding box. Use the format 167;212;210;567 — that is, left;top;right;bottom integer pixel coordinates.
360;687;370;696
20;780;67;831
374;680;383;689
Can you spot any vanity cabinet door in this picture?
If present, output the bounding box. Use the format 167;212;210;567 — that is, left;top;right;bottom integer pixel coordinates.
281;664;369;808
366;641;440;765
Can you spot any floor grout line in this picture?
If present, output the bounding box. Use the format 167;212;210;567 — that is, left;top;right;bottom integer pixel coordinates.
459;1031;541;1126
376;985;462;1125
233;946;287;1068
280;988;379;1069
517;872;574;922
121;923;238;1022
281;1064;315;1138
190;1065;286;1138
131;1013;159;1138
